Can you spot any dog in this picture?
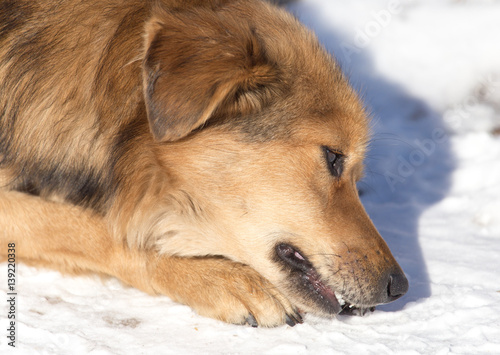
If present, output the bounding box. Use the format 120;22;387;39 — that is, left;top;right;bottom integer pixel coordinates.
0;0;408;327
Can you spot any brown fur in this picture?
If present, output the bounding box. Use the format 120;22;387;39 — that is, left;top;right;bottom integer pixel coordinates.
0;0;407;327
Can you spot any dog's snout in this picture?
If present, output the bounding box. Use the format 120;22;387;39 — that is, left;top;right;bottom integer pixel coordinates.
386;271;409;301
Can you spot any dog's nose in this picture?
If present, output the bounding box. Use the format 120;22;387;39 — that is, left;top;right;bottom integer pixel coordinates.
387;271;409;301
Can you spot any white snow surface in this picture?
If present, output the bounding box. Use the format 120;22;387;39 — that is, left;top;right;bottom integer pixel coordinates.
2;0;500;354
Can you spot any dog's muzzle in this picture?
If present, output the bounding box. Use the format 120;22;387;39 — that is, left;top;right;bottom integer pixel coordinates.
275;243;408;316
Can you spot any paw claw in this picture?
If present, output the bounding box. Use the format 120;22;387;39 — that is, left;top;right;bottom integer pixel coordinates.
285;309;303;327
285;314;296;327
246;313;258;327
293;310;304;324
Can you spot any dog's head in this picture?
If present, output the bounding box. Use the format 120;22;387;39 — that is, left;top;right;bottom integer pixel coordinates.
133;0;408;316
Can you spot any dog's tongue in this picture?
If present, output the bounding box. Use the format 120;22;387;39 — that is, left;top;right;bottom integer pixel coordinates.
304;269;341;314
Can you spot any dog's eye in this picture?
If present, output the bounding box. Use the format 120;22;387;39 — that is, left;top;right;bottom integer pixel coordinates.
323;147;344;178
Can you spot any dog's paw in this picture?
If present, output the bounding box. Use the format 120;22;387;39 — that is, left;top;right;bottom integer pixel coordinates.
150;257;302;327
201;263;303;327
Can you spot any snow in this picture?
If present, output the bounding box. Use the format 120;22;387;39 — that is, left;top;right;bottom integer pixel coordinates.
2;0;500;354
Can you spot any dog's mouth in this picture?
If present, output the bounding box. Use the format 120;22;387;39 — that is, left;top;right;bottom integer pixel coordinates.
275;243;375;317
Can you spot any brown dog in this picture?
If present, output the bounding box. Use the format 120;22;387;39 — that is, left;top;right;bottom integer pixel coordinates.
0;0;408;327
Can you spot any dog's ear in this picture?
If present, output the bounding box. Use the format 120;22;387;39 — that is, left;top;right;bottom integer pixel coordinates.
142;6;280;142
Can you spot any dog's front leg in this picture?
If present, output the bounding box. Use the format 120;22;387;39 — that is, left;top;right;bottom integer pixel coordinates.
146;254;301;327
0;190;300;327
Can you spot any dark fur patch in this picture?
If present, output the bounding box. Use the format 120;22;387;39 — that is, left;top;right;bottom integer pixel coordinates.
110;105;151;191
15;179;40;197
10;162;112;212
0;1;32;41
